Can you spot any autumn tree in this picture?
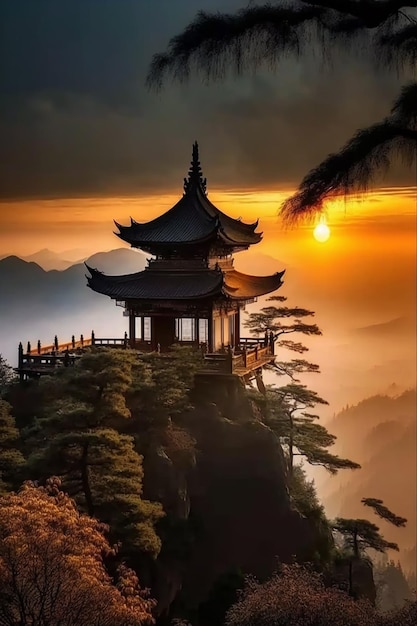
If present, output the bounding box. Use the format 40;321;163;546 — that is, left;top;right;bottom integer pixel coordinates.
25;350;163;558
146;1;417;222
0;478;155;626
0;399;24;494
225;563;376;626
264;384;360;477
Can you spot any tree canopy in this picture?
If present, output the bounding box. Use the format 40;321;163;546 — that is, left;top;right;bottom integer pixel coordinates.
25;350;164;558
264;384;360;476
0;400;25;494
0;478;155;626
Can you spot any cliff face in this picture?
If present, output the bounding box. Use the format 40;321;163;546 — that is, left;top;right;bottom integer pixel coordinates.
179;402;316;607
142;378;327;615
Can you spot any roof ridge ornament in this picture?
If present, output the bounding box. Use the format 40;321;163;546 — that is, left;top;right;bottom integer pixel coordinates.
183;141;207;195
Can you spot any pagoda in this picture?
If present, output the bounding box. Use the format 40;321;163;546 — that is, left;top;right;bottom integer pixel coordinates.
86;142;284;364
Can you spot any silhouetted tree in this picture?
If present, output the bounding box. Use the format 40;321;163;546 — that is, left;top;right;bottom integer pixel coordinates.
146;1;417;222
245;295;322;380
332;499;407;597
265;384;360;477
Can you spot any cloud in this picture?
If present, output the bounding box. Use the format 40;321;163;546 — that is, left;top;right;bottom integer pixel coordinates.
0;0;414;200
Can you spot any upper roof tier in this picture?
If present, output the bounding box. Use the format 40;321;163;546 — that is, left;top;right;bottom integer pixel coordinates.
115;142;262;254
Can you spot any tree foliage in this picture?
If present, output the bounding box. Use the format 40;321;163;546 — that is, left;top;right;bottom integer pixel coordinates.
0;400;25;494
25;350;164;558
0;478;155;626
265;384;360;475
128;345;203;430
333;517;400;557
362;497;408;527
245;295;322;380
225;563;377;626
0;354;15;395
147;1;417;221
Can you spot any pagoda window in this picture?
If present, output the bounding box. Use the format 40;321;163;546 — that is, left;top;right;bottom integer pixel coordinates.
198;319;208;344
175;318;196;342
138;317;151;341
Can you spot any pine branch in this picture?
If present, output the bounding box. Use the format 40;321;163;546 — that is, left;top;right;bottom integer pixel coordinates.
280;118;417;223
361;497;408;527
146;4;327;89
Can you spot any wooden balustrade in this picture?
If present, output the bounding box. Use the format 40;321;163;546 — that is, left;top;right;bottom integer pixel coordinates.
18;333;275;379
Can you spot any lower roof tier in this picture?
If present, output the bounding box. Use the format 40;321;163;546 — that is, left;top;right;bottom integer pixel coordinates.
86;265;285;302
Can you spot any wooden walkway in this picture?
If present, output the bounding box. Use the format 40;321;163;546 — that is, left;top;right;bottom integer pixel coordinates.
17;333;275;380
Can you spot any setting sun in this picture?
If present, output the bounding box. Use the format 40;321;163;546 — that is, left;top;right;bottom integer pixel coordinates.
313;218;331;243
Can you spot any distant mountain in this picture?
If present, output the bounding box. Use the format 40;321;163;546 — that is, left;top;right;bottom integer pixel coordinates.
21;249;74;271
85;248;149;275
352;317;416;337
316;390;416;573
0;248;148;365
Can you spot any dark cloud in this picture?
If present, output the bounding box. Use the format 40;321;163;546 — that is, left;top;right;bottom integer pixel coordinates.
0;0;413;199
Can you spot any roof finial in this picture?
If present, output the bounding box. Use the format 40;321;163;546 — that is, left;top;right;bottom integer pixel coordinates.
183;140;207;195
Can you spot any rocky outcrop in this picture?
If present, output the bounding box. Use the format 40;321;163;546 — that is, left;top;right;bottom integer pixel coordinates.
178;402;316;607
141;375;332;617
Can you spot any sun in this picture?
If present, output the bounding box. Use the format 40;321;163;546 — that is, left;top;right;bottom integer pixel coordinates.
313;218;331;243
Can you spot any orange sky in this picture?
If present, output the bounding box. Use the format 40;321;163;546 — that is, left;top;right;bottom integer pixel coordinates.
1;184;415;410
1;186;415;260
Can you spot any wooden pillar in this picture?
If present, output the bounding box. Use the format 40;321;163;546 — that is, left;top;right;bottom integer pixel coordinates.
194;317;199;345
234;308;241;347
208;313;213;352
129;311;136;348
141;317;145;341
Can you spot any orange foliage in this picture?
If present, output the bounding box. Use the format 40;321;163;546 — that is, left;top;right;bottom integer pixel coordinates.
226;563;377;626
0;478;155;625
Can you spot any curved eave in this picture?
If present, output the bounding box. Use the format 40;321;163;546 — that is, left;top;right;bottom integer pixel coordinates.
85;264;225;300
218;227;262;247
223;269;285;300
201;192;260;233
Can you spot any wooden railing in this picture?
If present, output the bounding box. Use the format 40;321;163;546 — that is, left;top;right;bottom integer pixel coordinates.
203;339;274;374
18;333;275;377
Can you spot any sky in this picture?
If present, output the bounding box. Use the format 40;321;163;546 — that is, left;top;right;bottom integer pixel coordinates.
0;0;415;202
0;0;415;403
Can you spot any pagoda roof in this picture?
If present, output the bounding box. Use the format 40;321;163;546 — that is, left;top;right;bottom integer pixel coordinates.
115;142;262;250
86;265;285;302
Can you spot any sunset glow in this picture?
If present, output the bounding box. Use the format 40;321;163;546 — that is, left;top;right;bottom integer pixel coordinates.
313;218;331;243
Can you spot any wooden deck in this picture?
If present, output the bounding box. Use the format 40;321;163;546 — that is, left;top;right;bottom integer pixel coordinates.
17;334;275;380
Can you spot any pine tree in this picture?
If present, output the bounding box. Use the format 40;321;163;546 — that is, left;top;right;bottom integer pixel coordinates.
244;296;322;380
265;384;360;478
332;499;408;598
26;350;163;558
